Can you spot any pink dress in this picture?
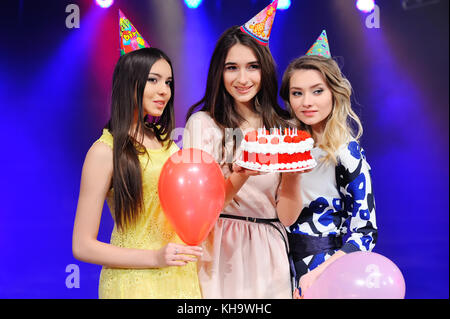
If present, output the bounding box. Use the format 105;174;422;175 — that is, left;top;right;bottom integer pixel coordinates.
183;111;292;299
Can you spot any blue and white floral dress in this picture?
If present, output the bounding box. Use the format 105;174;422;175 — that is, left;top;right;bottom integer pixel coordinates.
287;140;378;286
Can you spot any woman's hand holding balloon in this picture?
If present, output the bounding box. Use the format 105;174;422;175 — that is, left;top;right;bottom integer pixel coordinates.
298;267;321;298
156;243;203;267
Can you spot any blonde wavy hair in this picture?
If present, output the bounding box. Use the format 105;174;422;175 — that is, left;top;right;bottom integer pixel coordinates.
280;55;363;164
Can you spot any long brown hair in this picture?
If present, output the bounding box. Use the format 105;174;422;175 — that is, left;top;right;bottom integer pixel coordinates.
280;55;362;163
186;26;290;166
106;47;175;230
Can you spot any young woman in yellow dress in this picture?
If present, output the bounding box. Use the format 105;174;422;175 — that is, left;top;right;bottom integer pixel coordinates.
72;45;203;298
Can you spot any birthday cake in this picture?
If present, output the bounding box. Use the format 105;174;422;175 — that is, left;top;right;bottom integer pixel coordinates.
236;128;316;172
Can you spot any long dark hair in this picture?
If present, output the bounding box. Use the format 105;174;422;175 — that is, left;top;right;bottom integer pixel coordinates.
186;26;290;166
106;47;175;230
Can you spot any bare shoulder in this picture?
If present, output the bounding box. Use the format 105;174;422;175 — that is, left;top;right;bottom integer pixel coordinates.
88;140;113;159
83;141;113;177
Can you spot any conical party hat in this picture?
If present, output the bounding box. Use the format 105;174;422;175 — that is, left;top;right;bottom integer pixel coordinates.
306;30;331;58
119;9;150;56
240;0;278;46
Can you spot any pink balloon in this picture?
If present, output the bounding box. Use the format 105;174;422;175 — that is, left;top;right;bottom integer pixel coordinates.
303;251;406;299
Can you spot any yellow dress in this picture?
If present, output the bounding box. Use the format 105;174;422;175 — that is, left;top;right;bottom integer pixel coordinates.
95;129;202;299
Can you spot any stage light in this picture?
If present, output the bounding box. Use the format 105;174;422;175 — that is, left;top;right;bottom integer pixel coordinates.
184;0;203;9
95;0;114;9
277;0;291;10
356;0;375;12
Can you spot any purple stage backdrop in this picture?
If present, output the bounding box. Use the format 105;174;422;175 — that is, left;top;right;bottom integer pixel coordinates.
0;0;448;299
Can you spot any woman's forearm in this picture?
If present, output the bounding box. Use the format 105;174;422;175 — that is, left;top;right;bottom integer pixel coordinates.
73;238;159;269
277;174;303;226
277;196;302;226
314;250;346;275
223;172;249;207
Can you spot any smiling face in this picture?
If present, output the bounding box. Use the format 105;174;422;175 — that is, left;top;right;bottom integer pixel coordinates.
142;58;173;117
222;43;261;108
289;69;333;134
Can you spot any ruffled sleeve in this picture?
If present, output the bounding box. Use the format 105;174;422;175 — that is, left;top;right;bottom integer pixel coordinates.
336;140;378;253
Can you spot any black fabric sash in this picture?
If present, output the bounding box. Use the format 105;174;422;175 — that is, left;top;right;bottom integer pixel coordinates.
287;232;343;262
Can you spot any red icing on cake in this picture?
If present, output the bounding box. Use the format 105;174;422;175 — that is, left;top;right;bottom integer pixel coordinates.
237;128;316;172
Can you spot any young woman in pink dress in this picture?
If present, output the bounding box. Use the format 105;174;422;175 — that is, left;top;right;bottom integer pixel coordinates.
183;24;303;298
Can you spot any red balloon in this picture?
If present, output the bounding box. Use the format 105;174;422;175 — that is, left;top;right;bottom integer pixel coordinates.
158;148;225;245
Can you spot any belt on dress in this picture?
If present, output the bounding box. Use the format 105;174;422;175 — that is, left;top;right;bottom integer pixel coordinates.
219;213;296;292
219;214;287;253
219;214;279;224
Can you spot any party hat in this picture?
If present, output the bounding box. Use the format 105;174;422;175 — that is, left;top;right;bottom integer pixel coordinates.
240;0;278;46
119;9;150;56
306;30;331;58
